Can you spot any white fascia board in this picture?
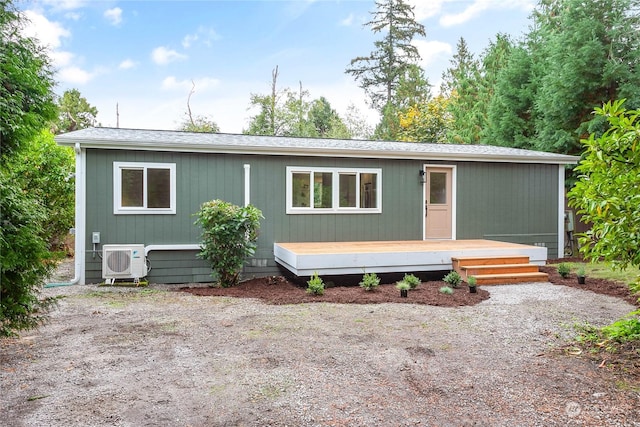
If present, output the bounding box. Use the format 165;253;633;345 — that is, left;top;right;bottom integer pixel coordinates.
57;138;579;165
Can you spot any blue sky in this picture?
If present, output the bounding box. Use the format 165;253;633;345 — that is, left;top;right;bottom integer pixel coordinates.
21;0;535;133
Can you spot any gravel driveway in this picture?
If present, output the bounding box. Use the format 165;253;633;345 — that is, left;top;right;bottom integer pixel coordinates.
1;281;638;426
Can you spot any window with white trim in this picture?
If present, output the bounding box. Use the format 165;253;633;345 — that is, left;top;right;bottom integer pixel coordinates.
113;162;176;214
286;167;382;214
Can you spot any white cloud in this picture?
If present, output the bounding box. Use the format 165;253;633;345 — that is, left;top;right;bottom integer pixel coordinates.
22;10;70;50
58;66;94;85
440;0;535;27
413;40;452;68
119;59;137;70
161;76;220;92
65;11;82;21
182;34;198;48
21;10;98;85
182;26;220;48
408;0;445;21
340;13;354;26
51;50;75;67
42;0;86;10
104;7;123;26
151;46;187;65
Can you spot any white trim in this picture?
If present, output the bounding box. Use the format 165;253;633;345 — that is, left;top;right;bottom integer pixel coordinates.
285;166;382;214
423;164;457;240
79;147;86;284
243;164;251;206
558;165;565;259
144;244;201;257
113;162;176;215
56;131;579;165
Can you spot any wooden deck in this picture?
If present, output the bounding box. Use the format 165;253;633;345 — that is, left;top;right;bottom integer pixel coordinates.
274;239;547;277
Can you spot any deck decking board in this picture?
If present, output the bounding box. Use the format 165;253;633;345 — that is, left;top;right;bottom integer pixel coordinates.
274;239;548;278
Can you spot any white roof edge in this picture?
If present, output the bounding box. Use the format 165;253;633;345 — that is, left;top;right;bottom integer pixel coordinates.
56;131;579;165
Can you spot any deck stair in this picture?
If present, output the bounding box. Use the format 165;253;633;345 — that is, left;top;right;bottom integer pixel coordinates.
451;255;548;285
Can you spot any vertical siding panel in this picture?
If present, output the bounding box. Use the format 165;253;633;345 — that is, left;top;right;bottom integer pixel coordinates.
84;148;561;282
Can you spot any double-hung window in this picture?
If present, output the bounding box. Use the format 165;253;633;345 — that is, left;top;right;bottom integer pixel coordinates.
286;167;382;214
113;162;176;214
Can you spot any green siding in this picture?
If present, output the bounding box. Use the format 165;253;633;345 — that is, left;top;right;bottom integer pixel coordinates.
455;162;559;257
84;149;560;283
84;150;424;283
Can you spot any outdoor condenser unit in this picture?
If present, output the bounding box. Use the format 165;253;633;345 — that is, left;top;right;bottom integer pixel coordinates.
102;244;147;284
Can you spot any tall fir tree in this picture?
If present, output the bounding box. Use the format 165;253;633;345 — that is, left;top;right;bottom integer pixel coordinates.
441;38;481;144
530;0;640;154
346;0;426;115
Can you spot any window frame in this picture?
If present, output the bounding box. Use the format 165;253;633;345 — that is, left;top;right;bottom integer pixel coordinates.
286;166;382;214
113;162;176;215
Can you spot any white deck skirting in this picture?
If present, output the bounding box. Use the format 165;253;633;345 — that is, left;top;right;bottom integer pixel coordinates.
273;239;547;276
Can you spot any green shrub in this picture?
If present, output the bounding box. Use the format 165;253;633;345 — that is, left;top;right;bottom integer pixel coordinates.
467;276;477;287
396;280;410;291
8;130;75;250
443;271;462;288
600;311;640;342
1;173;58;336
359;272;380;291
403;273;421;289
576;265;586;277
306;272;325;295
439;286;454;295
557;263;571;278
195;200;263;287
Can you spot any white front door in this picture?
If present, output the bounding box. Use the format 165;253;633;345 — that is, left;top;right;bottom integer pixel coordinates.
425;167;453;239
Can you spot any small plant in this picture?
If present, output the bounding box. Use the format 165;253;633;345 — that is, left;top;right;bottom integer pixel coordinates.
576;265;586;277
443;271;462;288
306;271;325;295
403;273;421;289
557;262;571;278
359;272;380;291
467;276;477;293
396;280;410;297
439;286;454;295
396;280;411;291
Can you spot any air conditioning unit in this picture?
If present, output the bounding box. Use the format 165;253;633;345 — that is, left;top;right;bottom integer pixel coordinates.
102;244;147;284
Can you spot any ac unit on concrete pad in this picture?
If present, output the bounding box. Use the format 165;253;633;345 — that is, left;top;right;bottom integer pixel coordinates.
102;244;148;284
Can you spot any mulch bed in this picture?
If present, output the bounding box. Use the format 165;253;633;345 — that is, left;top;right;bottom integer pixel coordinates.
541;262;639;307
179;275;490;307
178;260;639;309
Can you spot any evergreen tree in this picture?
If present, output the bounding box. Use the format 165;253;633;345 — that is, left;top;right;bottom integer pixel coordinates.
346;0;426;111
477;34;514;144
1;0;59;336
531;0;640;154
441;38;481;144
485;45;537;149
54;88;98;134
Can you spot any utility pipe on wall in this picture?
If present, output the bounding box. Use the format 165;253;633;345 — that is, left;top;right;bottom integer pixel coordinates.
243;164;251;206
46;143;84;288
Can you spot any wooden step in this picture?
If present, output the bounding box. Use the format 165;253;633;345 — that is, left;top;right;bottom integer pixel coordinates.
461;263;540;278
452;255;530;270
473;272;549;285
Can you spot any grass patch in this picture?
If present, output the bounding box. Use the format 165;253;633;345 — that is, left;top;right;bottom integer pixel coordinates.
551;260;640;286
568;311;640;382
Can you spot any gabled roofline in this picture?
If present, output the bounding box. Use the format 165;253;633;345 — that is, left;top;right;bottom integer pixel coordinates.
56;128;580;165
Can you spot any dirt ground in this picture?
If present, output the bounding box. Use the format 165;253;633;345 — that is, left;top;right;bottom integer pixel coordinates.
1;259;639;426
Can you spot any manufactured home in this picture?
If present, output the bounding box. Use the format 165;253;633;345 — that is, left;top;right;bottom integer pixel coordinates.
56;128;577;285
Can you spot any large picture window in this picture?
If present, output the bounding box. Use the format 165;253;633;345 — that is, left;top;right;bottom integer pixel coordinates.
113;162;176;214
286;167;382;214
